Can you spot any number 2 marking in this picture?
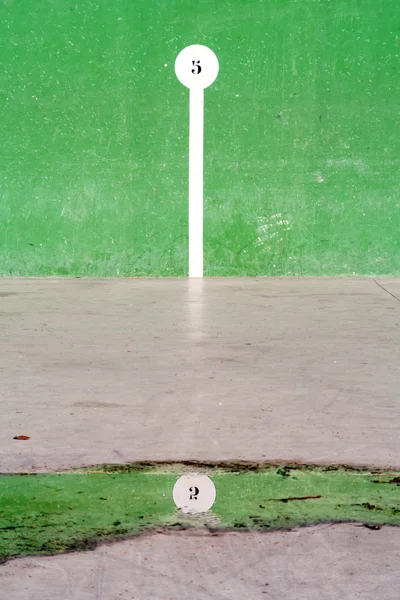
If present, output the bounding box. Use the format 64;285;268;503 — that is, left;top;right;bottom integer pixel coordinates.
189;486;199;500
192;60;202;75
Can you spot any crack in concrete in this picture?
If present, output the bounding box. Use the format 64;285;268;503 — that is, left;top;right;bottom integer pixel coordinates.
373;279;400;303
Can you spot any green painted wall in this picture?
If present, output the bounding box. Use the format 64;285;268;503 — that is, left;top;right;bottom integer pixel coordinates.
0;0;399;276
1;463;400;562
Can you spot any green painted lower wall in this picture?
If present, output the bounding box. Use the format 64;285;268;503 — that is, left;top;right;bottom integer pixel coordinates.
1;0;399;276
1;463;399;562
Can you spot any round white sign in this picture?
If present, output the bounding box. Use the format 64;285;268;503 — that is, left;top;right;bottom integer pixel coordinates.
174;45;219;90
172;474;216;514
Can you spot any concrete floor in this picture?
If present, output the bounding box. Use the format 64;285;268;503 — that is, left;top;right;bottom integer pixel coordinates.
1;526;399;600
1;277;399;598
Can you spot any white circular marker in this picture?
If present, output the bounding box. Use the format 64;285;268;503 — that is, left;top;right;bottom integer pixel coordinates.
173;474;216;514
175;45;219;89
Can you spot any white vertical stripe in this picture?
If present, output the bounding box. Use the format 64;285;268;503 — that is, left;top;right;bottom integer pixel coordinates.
189;87;204;278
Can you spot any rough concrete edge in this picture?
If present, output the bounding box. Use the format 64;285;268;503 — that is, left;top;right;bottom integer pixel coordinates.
1;519;399;567
2;459;399;476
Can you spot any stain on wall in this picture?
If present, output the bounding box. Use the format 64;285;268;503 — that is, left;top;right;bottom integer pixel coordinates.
0;0;399;276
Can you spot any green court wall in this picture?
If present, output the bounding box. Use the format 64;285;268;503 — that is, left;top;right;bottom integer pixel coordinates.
0;0;399;276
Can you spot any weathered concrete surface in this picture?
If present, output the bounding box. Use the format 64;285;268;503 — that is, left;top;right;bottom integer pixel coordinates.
1;278;399;598
1;525;399;599
0;278;399;473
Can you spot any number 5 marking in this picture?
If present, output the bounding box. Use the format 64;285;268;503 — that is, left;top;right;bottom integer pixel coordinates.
192;60;202;75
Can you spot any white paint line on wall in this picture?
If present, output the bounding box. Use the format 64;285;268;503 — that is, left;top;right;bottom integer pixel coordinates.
175;45;219;278
189;87;204;278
